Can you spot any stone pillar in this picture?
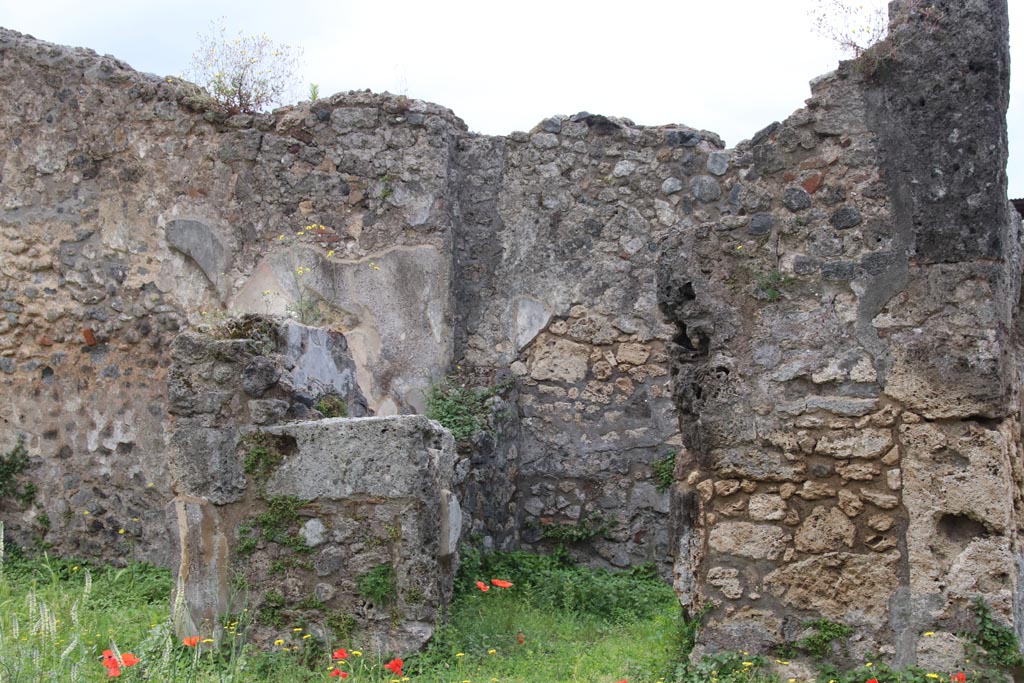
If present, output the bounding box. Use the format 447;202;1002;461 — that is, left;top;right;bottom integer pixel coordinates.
664;0;1022;670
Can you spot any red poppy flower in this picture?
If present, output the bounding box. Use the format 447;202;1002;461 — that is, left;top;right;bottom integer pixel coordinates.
951;675;966;683
516;632;526;645
120;653;140;667
182;636;200;647
476;581;490;592
101;654;119;674
490;579;513;588
329;669;348;678
384;657;404;675
332;647;349;660
867;679;879;683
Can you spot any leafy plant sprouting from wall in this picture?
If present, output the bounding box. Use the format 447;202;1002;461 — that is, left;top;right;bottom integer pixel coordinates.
0;436;35;507
425;379;506;441
967;597;1024;672
186;18;304;114
358;563;397;606
652;450;676;493
537;513;613;544
315;394;348;418
240;432;285;489
754;268;792;302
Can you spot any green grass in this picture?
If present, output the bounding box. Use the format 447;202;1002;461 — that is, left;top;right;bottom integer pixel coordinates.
1;529;1012;683
0;533;684;682
409;585;682;682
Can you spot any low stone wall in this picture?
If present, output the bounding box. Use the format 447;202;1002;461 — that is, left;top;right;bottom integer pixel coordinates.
166;319;458;653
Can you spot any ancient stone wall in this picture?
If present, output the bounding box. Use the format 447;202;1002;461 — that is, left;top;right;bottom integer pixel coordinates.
659;0;1023;668
166;317;458;653
0;0;1022;666
0;29;464;563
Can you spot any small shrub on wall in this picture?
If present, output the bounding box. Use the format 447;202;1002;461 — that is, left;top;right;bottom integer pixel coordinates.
186;19;303;114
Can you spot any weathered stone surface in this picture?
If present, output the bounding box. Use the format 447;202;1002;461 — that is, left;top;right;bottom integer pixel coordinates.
690;175;722;202
167;498;230;638
242;357;281;397
836;461;881;481
782;187;811;212
915;632;967;676
764;552;900;626
837;490;864;517
526;336;590;383
706;566;743;599
814;429;893;459
901;420;1015;610
616;342;650;366
794;506;855;554
232;246;451;415
859;488;899;510
661;177;684;194
829;206;862;229
693;608;782;658
264;416;454;501
708;522;791;560
165;219;231;298
168;427;245;505
748;493;787;521
706;151;729;176
747;212;774;235
796;481;835;500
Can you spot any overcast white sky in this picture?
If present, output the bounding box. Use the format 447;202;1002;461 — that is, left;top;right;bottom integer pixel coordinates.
2;0;1021;197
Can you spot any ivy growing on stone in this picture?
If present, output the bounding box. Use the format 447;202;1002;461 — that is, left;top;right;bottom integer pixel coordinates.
968;597;1024;670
